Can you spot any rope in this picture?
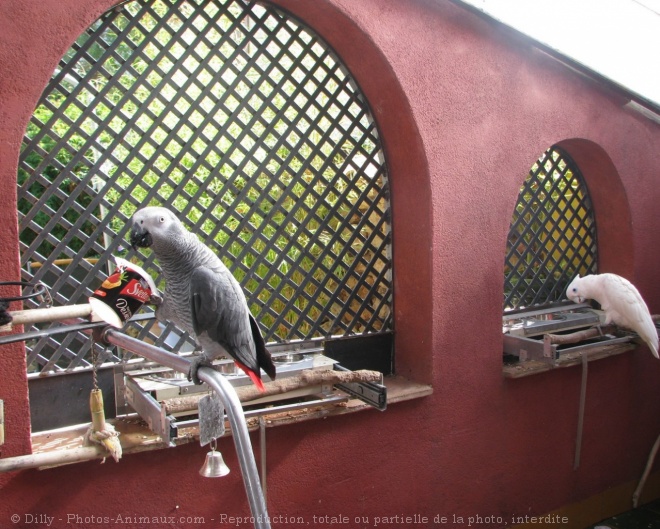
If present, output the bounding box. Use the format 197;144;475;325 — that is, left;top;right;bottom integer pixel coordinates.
86;425;120;443
84;423;122;463
85;334;122;462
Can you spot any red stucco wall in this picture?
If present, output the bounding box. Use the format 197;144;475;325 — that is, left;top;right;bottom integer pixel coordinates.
1;0;659;527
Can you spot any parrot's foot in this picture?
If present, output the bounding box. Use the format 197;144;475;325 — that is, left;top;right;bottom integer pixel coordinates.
149;293;163;306
188;355;213;385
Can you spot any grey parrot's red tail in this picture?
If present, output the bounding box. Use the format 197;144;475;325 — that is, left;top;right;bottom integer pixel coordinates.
243;315;276;392
249;315;276;378
235;361;267;392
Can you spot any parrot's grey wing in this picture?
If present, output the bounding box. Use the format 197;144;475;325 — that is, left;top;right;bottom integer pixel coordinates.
190;266;256;370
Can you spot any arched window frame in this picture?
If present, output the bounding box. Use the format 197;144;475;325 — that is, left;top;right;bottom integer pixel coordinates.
504;145;598;312
16;0;399;432
502;142;638;376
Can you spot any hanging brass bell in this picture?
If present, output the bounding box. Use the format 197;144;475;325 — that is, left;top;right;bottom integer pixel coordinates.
199;439;230;478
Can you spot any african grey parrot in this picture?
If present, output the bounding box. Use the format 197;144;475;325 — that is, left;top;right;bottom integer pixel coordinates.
129;206;276;390
566;273;658;359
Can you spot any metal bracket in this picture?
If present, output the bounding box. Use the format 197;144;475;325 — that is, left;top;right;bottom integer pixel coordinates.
504;333;557;363
333;364;387;411
124;376;178;445
114;364;130;416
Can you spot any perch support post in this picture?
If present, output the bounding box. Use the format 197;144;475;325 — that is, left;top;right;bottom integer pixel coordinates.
100;327;270;529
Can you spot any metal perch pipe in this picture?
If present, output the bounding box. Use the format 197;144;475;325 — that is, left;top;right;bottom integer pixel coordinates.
198;367;269;528
101;328;271;529
101;327;190;374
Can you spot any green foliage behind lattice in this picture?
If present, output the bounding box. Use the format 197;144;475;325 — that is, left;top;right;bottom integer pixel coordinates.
17;0;392;373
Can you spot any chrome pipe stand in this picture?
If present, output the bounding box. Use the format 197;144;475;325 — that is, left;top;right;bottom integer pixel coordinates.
198;367;269;528
101;328;270;529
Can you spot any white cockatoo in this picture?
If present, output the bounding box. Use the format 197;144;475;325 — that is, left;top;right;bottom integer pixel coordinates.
566;273;658;359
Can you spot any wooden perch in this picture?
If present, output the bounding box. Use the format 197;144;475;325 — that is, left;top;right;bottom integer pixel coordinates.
165;368;382;414
0;446;111;473
544;325;617;345
544;314;659;347
4;303;92;328
28;258;99;269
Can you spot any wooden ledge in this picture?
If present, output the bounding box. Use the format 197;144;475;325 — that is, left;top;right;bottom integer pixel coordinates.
17;376;432;470
503;343;636;379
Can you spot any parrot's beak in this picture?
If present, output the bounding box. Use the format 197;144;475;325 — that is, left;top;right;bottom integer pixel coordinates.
129;224;153;250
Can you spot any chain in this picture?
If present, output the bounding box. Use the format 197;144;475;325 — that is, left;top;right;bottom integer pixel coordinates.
90;334;99;391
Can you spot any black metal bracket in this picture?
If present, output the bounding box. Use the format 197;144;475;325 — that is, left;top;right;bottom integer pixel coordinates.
0;281;51;305
333;363;387;411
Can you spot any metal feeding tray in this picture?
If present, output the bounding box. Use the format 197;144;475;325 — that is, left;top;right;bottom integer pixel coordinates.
115;340;387;445
503;303;636;365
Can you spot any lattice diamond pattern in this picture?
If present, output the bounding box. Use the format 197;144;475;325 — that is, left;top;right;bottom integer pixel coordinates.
504;147;597;310
17;0;392;374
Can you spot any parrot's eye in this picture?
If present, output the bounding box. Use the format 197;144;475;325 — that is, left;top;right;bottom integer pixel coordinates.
572;288;577;292
159;216;165;223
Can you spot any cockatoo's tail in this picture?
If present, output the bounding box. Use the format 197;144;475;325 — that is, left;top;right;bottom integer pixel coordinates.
89;256;158;327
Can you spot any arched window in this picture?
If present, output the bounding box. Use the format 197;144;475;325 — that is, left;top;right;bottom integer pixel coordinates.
504;146;597;311
17;0;392;427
